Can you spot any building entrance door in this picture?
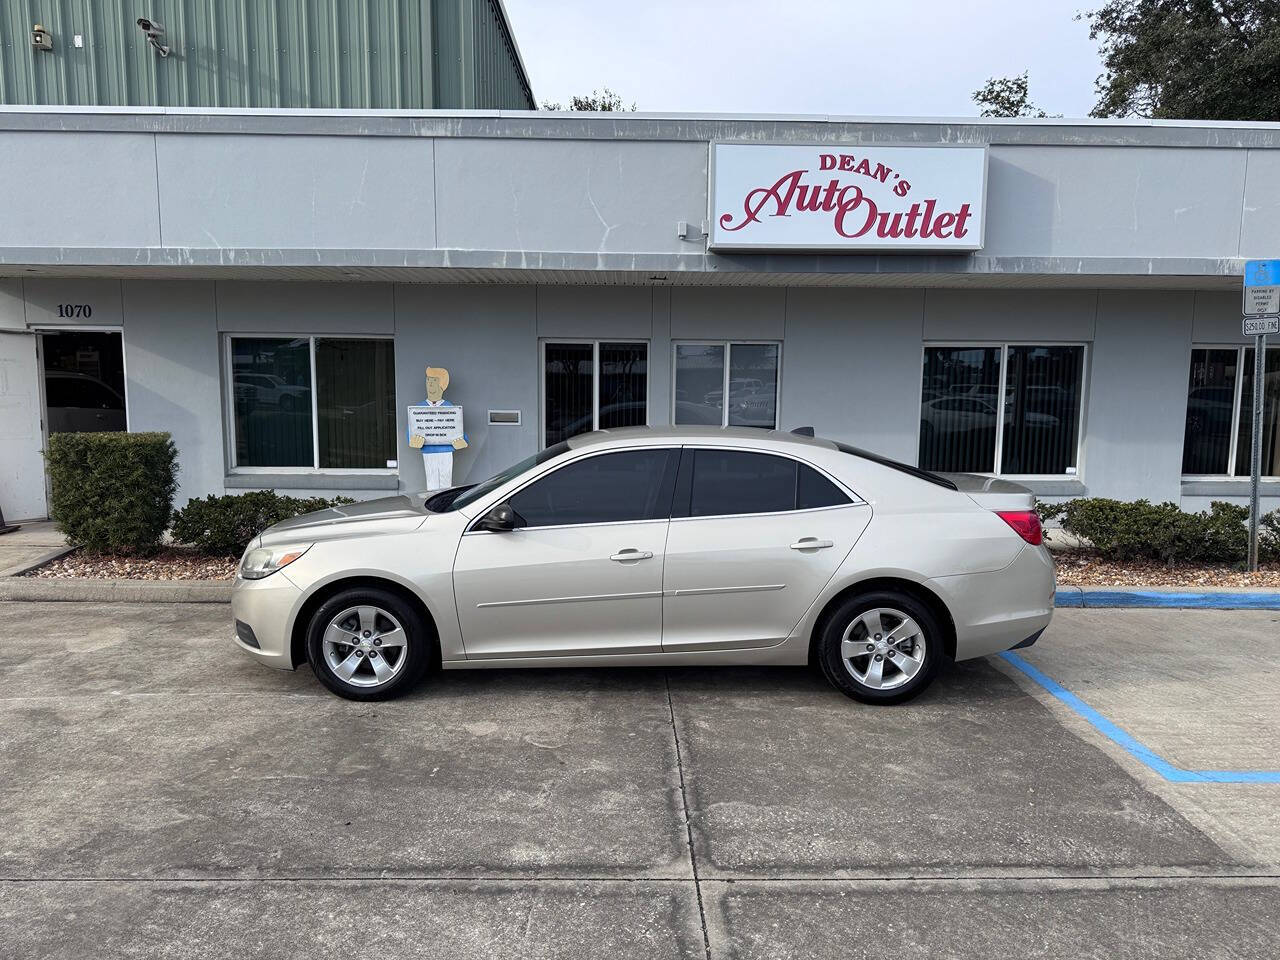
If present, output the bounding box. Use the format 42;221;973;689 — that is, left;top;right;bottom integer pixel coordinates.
0;331;47;521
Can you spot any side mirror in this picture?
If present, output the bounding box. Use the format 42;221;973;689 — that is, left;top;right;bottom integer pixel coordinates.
476;502;521;533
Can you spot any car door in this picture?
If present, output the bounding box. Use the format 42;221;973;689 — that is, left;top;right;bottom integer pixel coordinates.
452;447;679;660
662;447;871;652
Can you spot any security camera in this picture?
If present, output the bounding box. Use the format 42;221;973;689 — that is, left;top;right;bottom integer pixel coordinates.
136;17;169;57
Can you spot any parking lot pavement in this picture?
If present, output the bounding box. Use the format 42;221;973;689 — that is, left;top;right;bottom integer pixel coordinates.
1004;608;1280;869
1;601;1278;959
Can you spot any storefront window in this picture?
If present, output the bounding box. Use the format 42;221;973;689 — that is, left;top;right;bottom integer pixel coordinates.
230;336;396;469
1182;348;1240;475
673;341;780;429
316;339;397;468
1235;347;1280;477
919;344;1085;476
919;346;1001;473
1181;345;1279;478
542;341;647;446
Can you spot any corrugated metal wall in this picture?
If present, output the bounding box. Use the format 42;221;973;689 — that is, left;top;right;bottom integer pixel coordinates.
0;0;534;109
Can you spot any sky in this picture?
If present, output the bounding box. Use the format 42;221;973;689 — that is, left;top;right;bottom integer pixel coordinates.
502;0;1105;119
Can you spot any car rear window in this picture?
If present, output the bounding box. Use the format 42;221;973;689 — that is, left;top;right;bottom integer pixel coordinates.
833;441;958;491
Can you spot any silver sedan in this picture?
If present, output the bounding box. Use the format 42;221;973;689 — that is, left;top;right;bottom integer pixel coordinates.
232;427;1054;704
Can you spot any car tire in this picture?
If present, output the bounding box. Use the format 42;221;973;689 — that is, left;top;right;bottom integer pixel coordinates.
816;591;944;705
305;587;432;701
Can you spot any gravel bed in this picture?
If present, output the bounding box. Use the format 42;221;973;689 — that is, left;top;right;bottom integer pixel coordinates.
26;549;237;581
1052;552;1280;587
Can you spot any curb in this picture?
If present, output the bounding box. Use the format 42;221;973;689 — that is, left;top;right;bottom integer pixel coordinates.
1055;586;1280;610
0;544;77;578
0;577;232;603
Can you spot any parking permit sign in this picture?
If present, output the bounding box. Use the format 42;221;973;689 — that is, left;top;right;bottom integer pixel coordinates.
1243;259;1280;317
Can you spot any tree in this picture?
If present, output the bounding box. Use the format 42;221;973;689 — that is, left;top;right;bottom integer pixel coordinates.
1084;0;1280;120
972;71;1050;117
541;87;636;111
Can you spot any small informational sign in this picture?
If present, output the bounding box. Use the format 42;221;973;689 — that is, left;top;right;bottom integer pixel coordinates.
407;405;464;443
1243;259;1280;317
1244;316;1280;336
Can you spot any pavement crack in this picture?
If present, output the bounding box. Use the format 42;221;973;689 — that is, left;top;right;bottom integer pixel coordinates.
665;670;712;960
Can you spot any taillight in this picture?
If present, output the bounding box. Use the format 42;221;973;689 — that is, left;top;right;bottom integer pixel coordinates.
995;510;1043;546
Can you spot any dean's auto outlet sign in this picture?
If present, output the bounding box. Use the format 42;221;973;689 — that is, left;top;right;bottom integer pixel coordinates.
709;143;988;252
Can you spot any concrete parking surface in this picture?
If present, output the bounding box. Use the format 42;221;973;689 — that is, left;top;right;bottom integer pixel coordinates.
1;602;1277;958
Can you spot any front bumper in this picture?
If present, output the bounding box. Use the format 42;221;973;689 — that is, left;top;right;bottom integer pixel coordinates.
928;544;1056;661
230;572;303;670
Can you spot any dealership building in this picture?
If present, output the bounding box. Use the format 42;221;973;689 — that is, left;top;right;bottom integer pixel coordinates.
0;106;1278;521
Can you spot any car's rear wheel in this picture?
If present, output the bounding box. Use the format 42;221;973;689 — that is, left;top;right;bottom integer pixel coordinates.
817;591;943;705
306;588;431;701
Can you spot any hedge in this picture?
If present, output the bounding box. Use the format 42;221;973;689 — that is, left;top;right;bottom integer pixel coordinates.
46;431;178;553
171;490;354;555
1037;498;1280;564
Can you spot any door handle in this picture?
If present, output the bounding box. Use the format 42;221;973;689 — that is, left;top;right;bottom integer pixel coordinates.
790;538;834;550
610;549;654;562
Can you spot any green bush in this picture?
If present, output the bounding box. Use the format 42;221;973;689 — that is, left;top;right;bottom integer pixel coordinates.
46;431;178;553
1039;497;1280;565
171;490;354;555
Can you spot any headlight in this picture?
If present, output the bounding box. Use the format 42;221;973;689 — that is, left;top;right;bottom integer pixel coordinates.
239;543;312;580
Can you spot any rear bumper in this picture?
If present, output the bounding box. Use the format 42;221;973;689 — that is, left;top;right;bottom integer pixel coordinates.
927;544;1055;661
230;573;302;670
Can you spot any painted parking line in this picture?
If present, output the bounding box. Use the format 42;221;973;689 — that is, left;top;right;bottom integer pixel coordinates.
1054;588;1280;609
999;652;1280;784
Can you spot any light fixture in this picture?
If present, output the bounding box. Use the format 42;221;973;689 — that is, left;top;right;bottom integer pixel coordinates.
136;18;169;57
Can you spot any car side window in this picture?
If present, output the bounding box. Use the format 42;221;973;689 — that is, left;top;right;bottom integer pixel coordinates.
507;449;677;528
797;463;851;509
686;450;796;517
678;449;852;518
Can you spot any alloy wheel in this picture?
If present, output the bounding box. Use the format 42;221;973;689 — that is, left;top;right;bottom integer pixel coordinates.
322;605;410;688
839;606;927;691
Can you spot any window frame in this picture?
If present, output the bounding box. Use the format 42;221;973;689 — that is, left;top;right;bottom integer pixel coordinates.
670;340;784;430
538;338;650;449
223;333;398;475
1181;342;1279;480
918;340;1090;480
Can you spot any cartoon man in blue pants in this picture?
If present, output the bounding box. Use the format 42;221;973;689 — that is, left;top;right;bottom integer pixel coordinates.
408;366;467;490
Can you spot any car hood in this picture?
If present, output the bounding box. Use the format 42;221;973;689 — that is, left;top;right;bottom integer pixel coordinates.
257;494;430;547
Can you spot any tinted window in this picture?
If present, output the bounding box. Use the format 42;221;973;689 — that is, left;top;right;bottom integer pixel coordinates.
509;449;676;527
797;464;851;509
689;450;797;517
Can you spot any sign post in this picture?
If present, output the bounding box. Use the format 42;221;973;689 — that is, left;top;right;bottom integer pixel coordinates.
1242;261;1279;571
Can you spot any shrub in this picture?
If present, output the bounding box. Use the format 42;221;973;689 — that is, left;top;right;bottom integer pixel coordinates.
46;431;178;553
171;490;355;555
1039;497;1279;565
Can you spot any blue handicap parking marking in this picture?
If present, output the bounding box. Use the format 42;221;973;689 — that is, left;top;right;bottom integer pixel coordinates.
999;652;1280;785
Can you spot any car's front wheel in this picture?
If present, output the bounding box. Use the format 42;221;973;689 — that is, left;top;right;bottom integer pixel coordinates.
305;587;431;700
817;591;943;705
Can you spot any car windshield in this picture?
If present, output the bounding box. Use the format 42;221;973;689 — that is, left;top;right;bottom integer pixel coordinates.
432;441;570;512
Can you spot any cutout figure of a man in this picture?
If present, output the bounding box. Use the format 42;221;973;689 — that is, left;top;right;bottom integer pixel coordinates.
408;366;467;490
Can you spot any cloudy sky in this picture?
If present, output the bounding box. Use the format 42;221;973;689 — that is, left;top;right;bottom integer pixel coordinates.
503;0;1104;118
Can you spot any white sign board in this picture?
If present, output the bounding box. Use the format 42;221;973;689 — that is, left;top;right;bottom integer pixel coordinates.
407;405;464;443
709;144;987;252
1244;316;1280;336
1243;259;1280;317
